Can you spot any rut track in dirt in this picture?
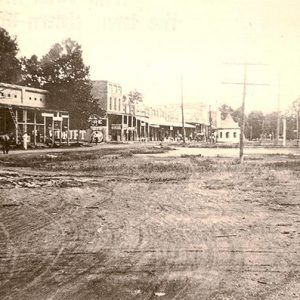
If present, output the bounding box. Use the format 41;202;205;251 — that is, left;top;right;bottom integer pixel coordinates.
0;153;299;299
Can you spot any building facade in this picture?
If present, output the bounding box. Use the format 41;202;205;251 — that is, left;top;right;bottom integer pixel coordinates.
0;82;69;146
216;114;240;143
92;80;149;142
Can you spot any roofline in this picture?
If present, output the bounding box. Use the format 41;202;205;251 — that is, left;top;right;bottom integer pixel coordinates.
0;82;49;94
0;103;68;114
92;80;122;87
217;127;240;130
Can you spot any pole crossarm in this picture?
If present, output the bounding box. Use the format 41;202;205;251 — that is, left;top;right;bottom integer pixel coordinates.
222;82;269;86
224;62;270;66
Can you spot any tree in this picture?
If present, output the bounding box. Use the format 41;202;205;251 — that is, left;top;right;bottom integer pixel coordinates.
285;114;297;140
219;104;234;120
219;104;244;127
291;97;300;144
128;89;143;103
39;38;104;129
20;55;43;88
263;112;279;139
0;27;21;83
246;111;264;140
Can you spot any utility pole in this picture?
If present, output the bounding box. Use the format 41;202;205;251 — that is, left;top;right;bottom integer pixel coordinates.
282;116;286;147
208;105;212;143
275;76;281;146
296;99;300;147
181;75;186;144
223;62;269;163
292;97;300;147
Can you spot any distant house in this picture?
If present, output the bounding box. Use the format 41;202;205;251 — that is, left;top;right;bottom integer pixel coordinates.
217;114;240;143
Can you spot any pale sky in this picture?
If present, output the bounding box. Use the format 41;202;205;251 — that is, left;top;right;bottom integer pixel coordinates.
1;0;300;113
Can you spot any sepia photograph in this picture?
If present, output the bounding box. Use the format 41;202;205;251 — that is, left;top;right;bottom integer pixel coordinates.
0;0;299;299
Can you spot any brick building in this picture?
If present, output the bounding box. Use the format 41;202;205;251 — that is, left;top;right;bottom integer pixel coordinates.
92;80;149;141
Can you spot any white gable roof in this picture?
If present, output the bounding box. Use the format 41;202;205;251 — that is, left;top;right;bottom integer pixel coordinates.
218;114;240;129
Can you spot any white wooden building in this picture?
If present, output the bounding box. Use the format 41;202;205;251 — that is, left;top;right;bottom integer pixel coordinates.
216;114;240;143
0;82;69;145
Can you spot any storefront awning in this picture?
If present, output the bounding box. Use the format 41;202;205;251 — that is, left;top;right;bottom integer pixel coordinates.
148;119;196;128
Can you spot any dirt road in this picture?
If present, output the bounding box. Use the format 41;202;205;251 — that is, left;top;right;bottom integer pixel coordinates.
0;146;299;299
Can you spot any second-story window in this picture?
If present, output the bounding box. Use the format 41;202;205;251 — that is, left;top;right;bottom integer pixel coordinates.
114;98;117;110
109;97;112;110
118;99;121;111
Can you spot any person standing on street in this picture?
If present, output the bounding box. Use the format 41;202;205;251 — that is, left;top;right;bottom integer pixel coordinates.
22;132;28;150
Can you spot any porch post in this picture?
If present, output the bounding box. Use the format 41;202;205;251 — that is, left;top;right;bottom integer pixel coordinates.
15;109;18;144
60;116;63;145
52;116;55;145
121;114;124;141
24;110;27;134
43;116;46;144
67;116;70;146
33;111;37;146
131;115;134;141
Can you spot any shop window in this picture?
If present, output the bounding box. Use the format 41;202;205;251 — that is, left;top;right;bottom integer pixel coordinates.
226;132;230;138
17;109;24;122
27;110;34;123
36;111;43;124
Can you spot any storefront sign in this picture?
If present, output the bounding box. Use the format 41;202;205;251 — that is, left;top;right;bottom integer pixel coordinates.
91;126;105;131
88;117;107;126
111;124;122;130
42;113;54;117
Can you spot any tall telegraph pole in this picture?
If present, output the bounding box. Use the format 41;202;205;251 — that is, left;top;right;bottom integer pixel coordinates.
223;62;269;163
181;75;186;144
275;76;281;146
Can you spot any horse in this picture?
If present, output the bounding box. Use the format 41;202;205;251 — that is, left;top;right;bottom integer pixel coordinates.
0;134;11;154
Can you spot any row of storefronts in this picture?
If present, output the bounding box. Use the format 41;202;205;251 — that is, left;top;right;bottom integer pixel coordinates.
1;80;239;147
91;80;212;143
